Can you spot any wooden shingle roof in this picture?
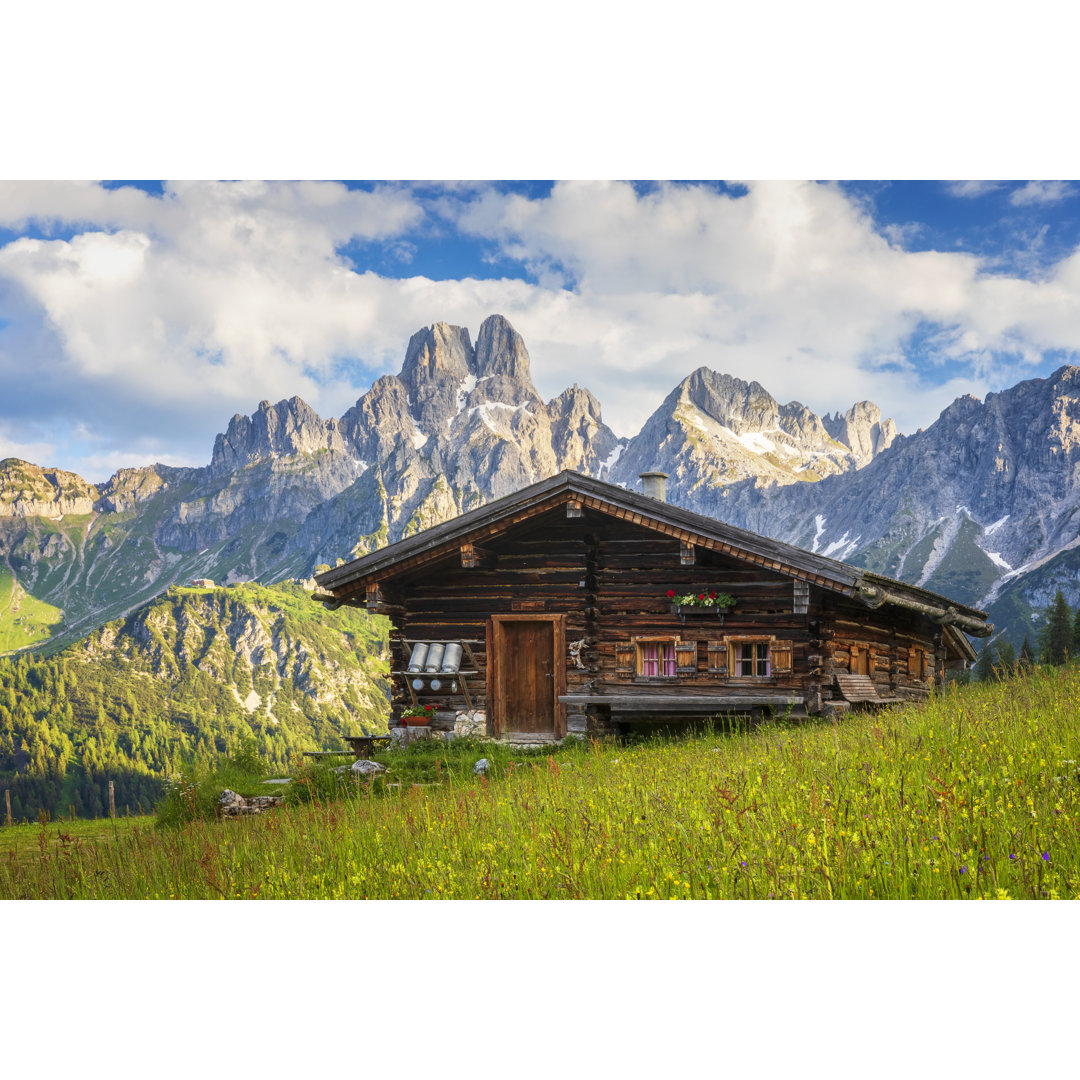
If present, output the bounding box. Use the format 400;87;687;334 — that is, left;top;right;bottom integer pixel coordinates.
314;470;991;648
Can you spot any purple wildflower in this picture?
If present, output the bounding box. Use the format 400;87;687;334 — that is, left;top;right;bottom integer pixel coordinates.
959;866;967;874
1009;853;1017;860
1042;852;1050;861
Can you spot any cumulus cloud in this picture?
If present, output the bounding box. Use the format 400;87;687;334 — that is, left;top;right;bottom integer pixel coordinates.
1009;180;1073;206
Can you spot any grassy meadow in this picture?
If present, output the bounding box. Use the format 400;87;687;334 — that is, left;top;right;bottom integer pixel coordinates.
0;567;64;654
2;662;1079;899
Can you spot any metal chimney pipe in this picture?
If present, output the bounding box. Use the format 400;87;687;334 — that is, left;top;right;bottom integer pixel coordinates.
639;471;669;501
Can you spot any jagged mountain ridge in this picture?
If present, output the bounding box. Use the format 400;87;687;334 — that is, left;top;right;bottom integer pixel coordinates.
610;367;897;498
2;311;1075;654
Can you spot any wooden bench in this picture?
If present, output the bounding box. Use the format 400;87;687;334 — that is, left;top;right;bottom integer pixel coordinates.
834;674;902;708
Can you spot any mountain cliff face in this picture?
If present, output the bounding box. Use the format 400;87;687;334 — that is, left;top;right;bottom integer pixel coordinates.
1;312;1077;655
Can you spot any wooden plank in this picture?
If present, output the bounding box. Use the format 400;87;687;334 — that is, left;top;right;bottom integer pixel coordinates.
559;694;804;709
511;599;546;611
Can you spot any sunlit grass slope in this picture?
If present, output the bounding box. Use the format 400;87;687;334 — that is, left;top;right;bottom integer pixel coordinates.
2;664;1078;899
0;568;64;653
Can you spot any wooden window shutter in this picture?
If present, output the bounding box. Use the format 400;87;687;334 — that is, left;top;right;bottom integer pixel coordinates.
615;642;634;676
725;637;738;677
675;641;697;675
707;640;726;673
907;646;919;677
770;639;793;675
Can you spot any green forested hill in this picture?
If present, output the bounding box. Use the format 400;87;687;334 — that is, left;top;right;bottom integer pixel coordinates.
0;582;389;820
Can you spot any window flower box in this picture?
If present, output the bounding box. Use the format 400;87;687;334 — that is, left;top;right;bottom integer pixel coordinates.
666;588;734;625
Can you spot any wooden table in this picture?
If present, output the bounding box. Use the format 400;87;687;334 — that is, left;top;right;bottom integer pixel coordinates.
345;735;392;759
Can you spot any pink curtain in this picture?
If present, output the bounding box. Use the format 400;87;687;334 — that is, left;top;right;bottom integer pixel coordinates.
663;642;676;676
641;642;659;676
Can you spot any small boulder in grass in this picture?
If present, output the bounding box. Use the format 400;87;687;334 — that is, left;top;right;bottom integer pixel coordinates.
473;758;489;776
351;759;386;775
218;789;244;808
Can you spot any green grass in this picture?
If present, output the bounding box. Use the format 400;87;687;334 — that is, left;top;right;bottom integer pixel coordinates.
0;568;64;653
0;814;152;869
3;664;1079;899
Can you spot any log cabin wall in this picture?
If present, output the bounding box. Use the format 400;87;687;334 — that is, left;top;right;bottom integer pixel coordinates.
376;506;827;732
593;522;811;714
816;590;941;704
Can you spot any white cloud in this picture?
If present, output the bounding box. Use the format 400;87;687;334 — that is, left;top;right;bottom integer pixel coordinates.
945;180;1003;198
1009;180;1073;206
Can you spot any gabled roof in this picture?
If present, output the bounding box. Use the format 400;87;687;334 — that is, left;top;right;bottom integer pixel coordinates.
314;470;991;650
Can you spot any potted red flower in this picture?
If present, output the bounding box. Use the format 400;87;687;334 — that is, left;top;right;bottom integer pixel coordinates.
401;703;435;726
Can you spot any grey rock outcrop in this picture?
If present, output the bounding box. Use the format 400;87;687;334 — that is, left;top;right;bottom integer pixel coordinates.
823;401;898;467
0;460;99;518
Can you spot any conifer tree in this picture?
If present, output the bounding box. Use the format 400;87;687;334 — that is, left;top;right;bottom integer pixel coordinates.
1020;636;1035;667
1039;590;1073;666
975;642;994;682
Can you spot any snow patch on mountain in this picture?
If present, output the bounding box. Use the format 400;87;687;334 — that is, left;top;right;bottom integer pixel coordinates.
821;530;860;559
604;444;625;471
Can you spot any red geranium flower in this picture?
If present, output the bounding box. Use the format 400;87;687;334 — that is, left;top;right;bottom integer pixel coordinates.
709;591;717;599
666;589;675;598
425;704;433;711
698;593;706;601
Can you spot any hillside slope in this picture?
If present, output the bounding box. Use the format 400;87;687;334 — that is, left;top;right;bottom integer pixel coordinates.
0;581;390;820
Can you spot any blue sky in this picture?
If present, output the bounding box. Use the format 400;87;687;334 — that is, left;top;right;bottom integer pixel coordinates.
2;178;1080;481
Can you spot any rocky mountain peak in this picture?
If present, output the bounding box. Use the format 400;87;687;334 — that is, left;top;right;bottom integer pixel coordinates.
822;400;898;467
611;365;898;500
462;314;543;411
210;395;345;477
681;369;780;434
399;322;476;434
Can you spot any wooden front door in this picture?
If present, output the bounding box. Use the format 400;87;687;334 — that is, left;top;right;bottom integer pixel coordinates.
853;645;870;676
490;615;566;738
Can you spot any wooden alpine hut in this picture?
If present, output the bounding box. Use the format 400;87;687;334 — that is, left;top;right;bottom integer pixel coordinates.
312;470;992;740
